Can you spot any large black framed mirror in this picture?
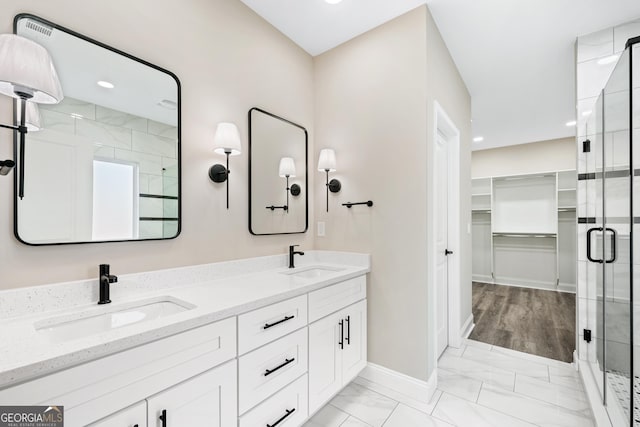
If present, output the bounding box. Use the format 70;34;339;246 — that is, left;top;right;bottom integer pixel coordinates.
249;108;308;235
13;14;181;245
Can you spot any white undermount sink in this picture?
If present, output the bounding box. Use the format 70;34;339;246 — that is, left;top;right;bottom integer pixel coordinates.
34;297;195;342
282;266;345;279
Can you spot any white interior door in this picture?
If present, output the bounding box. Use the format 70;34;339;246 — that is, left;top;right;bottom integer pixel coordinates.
435;133;450;358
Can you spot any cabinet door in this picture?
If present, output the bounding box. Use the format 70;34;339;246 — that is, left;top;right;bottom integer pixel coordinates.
88;401;146;427
308;310;343;414
342;300;367;384
147;360;237;427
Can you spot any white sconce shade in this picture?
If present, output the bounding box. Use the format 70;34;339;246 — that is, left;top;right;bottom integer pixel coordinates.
318;148;337;172
213;122;242;156
16;101;41;131
279;157;296;177
0;34;63;104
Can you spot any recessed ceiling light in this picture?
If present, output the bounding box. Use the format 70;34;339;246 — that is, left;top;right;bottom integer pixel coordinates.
97;80;115;89
597;55;619;66
325;0;343;4
473;136;484;142
581;110;592;117
566;120;577;127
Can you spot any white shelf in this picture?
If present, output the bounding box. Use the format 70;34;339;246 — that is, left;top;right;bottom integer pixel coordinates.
493;232;557;238
472;178;491;195
472;194;492;211
471;170;576;292
558;170;577;190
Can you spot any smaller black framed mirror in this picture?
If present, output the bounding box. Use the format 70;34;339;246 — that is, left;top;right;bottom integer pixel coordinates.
249;108;308;235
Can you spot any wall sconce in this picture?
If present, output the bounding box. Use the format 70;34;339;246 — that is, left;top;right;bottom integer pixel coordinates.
0;34;63;198
279;157;300;213
318;148;341;212
209;122;242;209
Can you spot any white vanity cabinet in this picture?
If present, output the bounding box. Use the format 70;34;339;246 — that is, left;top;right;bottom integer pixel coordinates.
0;317;237;427
88;402;146;427
146;360;237;427
308;278;367;415
89;361;237;427
0;270;369;427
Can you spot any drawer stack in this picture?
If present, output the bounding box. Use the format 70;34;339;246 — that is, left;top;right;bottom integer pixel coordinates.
237;295;309;426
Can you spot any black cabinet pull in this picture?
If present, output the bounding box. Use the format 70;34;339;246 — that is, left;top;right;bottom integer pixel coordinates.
159;409;167;427
587;227;604;263
264;358;295;376
606;227;617;263
266;408;296;427
133;425;139;427
345;316;351;345
264;315;295;330
339;319;344;349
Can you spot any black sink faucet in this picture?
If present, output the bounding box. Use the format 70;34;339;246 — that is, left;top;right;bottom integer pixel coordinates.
98;264;118;305
289;245;305;269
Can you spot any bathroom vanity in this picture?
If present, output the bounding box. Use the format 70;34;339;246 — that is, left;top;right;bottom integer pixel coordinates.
0;251;369;427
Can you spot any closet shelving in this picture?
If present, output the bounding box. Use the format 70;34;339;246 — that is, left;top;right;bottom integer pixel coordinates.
472;170;576;292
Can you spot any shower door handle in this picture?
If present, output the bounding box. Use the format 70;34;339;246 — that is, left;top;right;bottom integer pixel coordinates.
605;227;617;263
586;227;604;263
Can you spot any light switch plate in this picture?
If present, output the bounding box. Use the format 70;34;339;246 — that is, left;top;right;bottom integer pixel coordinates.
317;221;325;237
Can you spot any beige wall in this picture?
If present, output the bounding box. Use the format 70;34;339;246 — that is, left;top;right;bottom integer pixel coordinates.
425;8;473;374
472;137;576;178
0;0;315;289
1;1;474;386
314;6;471;382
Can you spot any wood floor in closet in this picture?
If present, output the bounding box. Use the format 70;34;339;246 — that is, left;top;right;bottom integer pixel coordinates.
469;282;575;363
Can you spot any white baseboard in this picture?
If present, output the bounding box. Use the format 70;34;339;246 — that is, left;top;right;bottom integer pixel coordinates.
460;314;475;339
472;274;493;283
492;280;576;294
359;363;437;403
577;359;612;427
557;282;577;293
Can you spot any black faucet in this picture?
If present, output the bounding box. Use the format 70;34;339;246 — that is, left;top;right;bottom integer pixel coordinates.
289;245;304;269
98;264;118;305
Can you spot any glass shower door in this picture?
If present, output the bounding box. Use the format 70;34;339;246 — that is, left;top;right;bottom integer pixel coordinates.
602;45;632;426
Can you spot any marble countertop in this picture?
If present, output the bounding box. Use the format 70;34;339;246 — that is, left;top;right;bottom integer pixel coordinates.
0;251;370;388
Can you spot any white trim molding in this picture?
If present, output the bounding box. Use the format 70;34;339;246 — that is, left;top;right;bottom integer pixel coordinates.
460;314;475;339
360;363;437;404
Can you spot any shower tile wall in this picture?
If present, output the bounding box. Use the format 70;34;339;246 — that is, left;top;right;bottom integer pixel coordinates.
39;97;179;238
576;20;640;423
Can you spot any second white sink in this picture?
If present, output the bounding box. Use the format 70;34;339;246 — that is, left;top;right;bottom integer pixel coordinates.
34;297;195;342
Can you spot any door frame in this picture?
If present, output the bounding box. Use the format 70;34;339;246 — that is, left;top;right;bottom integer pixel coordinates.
430;101;461;361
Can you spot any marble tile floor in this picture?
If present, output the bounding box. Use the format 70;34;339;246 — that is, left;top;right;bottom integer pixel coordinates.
303;338;595;427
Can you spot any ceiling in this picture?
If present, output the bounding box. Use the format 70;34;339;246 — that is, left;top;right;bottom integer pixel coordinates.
18;16;178;126
240;0;640;151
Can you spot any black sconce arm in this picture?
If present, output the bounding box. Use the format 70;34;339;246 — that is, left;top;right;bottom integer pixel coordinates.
0;98;28;196
266;205;288;211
